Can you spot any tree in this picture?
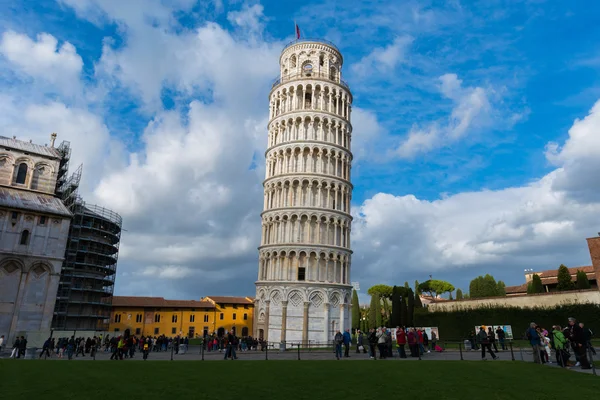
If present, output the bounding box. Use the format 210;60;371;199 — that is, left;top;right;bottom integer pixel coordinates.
414;290;423;308
556;264;574;291
414;280;421;295
367;284;393;299
497;281;506;296
449;291;453;300
469;274;503;298
456;288;463;300
527;274;543;294
407;288;415;326
382;298;391;326
368;294;379;328
376;295;383;327
576;270;591;289
401;295;408;326
351;290;360;330
418;279;455;301
391;286;402;327
404;281;410;289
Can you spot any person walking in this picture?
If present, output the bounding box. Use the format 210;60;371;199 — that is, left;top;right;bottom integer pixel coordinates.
430;329;437;352
367;328;377;359
10;337;20;358
580;322;596;355
567;317;591;369
526;322;541;364
478;327;497;360
356;330;367;354
496;327;506;351
0;335;4;353
376;328;387;359
39;337;52;359
552;325;568;368
334;330;343;360
343;329;351;358
487;327;498;352
396;327;407;358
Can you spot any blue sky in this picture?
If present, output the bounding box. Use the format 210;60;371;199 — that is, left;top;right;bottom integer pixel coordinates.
1;0;600;300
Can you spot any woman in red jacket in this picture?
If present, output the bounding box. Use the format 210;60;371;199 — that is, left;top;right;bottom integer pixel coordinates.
396;327;407;358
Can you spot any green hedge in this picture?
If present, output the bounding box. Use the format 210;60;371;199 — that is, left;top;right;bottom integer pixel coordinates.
414;303;600;339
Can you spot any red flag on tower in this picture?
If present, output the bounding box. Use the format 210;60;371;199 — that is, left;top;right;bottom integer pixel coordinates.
295;23;301;39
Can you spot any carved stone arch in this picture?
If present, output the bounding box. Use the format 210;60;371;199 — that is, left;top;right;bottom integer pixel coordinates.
308;290;325;308
270;289;283;307
343;292;350;305
288;289;305;307
330;292;341;307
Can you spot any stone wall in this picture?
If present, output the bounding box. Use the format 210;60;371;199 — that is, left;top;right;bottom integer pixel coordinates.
428;289;600;312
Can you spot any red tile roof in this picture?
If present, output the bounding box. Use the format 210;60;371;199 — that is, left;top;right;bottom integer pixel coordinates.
111;296;215;309
202;296;254;305
505;266;596;294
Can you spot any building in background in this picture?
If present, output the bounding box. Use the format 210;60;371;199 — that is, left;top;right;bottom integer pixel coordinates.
0;134;72;345
51;145;122;334
505;265;598;296
255;39;354;344
109;296;254;338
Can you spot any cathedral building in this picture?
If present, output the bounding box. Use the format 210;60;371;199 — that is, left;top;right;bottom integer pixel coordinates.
0;134;72;345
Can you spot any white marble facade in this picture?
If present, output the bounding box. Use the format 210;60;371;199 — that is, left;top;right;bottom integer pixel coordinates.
0;136;71;345
255;40;353;345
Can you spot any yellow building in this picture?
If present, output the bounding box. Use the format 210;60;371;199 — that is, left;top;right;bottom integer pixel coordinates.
109;296;254;338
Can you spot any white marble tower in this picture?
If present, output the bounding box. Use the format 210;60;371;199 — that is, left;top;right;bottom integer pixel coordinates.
254;39;353;345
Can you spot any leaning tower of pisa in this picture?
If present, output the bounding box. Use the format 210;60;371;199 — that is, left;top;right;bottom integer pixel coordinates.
254;39;353;345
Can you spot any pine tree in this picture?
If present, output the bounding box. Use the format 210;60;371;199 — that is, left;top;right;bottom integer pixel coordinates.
414;290;423;308
449;291;453;300
351;290;360;330
414;280;421;294
368;295;378;329
404;281;410;289
391;286;402;326
456;288;463;300
497;281;506;296
576;270;591;289
407;288;415;326
401;295;408;326
527;274;544;294
375;293;383;327
556;264;574;291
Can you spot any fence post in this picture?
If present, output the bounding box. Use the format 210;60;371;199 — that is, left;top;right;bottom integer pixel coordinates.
459;341;463;361
201;341;204;361
519;347;524;362
509;341;515;361
265;342;268;360
298;343;300;360
170;343;174;361
588;346;597;376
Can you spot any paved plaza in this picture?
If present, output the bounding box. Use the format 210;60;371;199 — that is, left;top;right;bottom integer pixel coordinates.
1;346;595;375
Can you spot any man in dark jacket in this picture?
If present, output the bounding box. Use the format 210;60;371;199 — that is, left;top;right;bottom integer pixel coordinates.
580;322;596;355
356;330;366;354
568;317;591;369
367;328;377;359
496;327;506;350
18;336;27;358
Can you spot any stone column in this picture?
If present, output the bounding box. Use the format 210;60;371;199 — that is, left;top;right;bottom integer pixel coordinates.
264;300;271;342
323;302;330;344
302;301;310;346
339;303;346;332
280;301;288;343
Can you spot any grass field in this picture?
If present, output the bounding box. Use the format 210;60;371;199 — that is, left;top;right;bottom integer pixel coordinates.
2;360;599;399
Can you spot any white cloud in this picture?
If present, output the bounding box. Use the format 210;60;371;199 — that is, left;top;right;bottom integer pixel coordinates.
351;35;413;75
227;4;266;34
396;73;491;158
0;31;83;95
354;100;600;290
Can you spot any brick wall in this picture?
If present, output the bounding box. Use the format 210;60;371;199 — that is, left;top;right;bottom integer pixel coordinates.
587;236;600;292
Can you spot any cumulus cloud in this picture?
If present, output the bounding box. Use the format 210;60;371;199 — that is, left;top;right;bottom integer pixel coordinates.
0;31;83;95
351;35;413;75
354;100;600;291
396;73;491;158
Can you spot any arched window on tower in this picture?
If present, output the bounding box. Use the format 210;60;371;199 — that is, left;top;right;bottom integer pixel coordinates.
329;66;337;82
20;230;30;245
15;163;28;184
298;267;306;281
290;54;297;68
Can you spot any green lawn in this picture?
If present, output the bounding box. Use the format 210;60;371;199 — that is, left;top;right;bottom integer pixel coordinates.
2;360;599;399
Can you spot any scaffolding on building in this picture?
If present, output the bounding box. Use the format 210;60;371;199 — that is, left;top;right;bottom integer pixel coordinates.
52;143;122;332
